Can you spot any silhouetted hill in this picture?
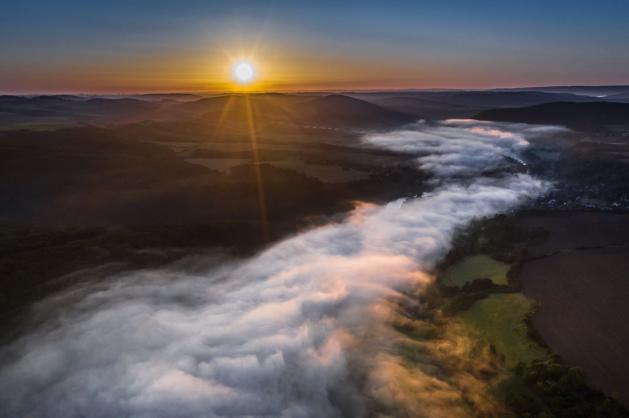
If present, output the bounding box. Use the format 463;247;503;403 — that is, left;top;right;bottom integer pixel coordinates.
605;92;629;102
352;91;598;120
351;95;469;118
300;94;415;128
445;91;595;107
135;93;203;101
172;93;414;129
31;94;86;101
0;95;160;124
2;90;612;129
76;98;155;116
475;102;629;129
501;85;629;97
174;93;299;114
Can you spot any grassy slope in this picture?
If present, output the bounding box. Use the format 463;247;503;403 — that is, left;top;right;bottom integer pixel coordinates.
442;255;510;287
459;293;548;367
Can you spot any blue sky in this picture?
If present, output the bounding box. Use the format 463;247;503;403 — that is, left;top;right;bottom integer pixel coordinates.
1;0;628;92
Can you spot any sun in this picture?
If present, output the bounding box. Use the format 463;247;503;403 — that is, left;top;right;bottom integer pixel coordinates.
232;61;256;84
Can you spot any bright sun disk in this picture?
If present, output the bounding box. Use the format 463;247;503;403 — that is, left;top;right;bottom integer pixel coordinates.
233;61;255;84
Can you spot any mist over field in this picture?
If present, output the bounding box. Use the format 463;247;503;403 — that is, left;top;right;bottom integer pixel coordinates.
365;120;568;178
0;121;548;418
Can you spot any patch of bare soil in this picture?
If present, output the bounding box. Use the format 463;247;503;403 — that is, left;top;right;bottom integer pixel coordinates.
517;211;629;405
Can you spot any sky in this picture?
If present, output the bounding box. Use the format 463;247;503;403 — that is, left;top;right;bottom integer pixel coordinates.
1;0;628;93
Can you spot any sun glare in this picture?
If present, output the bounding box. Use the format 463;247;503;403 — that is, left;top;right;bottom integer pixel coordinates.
233;61;256;84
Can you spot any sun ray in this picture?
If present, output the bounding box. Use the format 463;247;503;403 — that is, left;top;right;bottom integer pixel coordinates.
213;94;236;135
244;94;269;240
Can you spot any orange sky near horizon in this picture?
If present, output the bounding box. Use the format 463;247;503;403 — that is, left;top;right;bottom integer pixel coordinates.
3;1;629;94
4;48;493;94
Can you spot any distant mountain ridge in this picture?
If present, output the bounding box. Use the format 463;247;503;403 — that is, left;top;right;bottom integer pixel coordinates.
350;90;602;119
604;92;629;102
3;87;629;129
0;93;416;130
475;101;629;128
496;85;629;97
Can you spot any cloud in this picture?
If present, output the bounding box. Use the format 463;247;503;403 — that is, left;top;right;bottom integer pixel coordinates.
0;121;550;418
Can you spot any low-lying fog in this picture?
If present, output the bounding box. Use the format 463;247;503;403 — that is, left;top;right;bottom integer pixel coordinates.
0;120;562;418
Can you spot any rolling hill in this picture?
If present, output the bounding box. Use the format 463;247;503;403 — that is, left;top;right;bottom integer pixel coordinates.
352;90;598;120
0;93;415;131
475;101;629;128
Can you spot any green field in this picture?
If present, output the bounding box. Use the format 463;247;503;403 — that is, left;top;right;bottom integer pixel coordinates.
442;254;510;287
459;293;548;366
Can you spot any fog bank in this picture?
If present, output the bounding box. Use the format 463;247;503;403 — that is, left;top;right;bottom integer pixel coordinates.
0;120;550;418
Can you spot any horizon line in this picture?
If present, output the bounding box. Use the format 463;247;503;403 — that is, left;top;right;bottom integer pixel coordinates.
3;83;629;97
